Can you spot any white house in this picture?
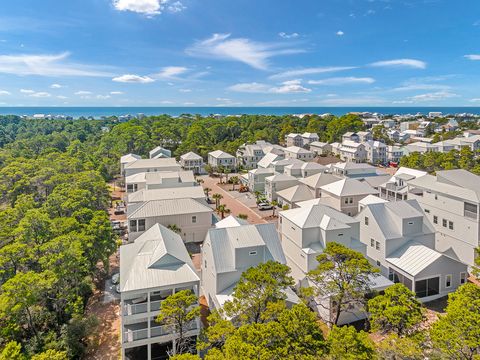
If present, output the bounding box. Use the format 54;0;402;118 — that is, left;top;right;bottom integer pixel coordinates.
378;167;427;202
120;224;200;360
284;146;315;161
357;200;468;302
328;162;379;179
121;153;142;176
179;152;204;174
407;169;480;267
265;174;300;202
364;140;387;164
309;142;332;155
208;150;236;170
125;171;196;193
279;203;392;325
127;198;213;242
338;141;367;163
124;158;182;177
257;152;285;169
299;172;341;197
286;133;303;147
127;187;206;205
201;223;300;310
301;132;319;145
319;178;378;216
246;167;275;193
276;184;315;209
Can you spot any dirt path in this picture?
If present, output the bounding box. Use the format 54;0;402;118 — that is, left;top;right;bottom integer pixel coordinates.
201;175;267;225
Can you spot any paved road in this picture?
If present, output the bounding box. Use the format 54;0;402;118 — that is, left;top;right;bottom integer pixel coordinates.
201;175;267;225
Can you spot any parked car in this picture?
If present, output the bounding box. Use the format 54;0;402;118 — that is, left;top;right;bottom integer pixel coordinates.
257;202;273;210
206;197;215;204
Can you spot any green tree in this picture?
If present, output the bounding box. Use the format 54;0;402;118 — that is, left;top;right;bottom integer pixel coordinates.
230;176;239;191
31;350;68;360
368;283;424;336
212;193;223;209
326;325;376;360
0;341;25;360
376;333;426;360
430;283;480;360
217;204;230;219
223;261;294;325
306;242;379;326
156;289;200;356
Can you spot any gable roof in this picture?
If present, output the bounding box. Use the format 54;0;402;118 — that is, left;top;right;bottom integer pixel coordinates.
386;242;443;276
121;153;142;164
320;178;378;197
124;158;180;170
180;151;203;160
281;202;358;228
276;184;314;203
285;146;312;154
127;186;206;203
299;172;341;189
257;152;283;168
215;215;249;228
120;224;199;292
209;150;235;159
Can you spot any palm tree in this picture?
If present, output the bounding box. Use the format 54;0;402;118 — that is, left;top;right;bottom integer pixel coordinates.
217;204;231;219
212;193;223;209
237;213;248;220
254;191;262;204
271;200;278;217
217;165;225;183
203;187;212;198
167;224;182;234
196;178;204;186
230;176;239;191
224;167;231;183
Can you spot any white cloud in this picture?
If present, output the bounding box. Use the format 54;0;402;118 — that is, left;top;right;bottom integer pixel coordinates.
318;96;386;105
390;83;451;92
155;66;189;79
112;74;155;83
408;91;458;102
336;30;344;36
112;0;186;16
0;52;112;77
20;89;35;94
75;90;92;95
179;88;192;93
228;80;311;94
0;90;10;96
183;101;195;105
56;95;68;99
29;91;51;98
50;83;63;89
470;98;480;102
279;32;299;39
370;58;427;69
308;77;375;85
270;66;356;80
96;94;111;99
110;91;124;95
392;100;414;104
186;33;302;70
464;54;480;61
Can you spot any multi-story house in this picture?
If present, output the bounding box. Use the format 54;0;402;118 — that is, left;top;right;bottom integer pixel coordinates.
123;158;182;177
377;167;427;202
407;169;480;267
125;171;196;193
201;222;300;310
236;141;281;169
207;150;236;170
257;152;285;169
342;132;360;142
357;131;373;142
120;224;200;360
279;202;392;324
328;162;379;179
127;186;207;205
247;167;275;192
338;141;368;163
149;146;172;159
386;145;404;163
284;162;325;178
285;133;304;147
357;200;468;301
264;174;299;202
180;152;204;174
301;132;319;145
319;178;378;216
284;146;315;161
364;140;387;164
269;158;304;174
309;141;332;155
121;153;142;176
127;198;213;242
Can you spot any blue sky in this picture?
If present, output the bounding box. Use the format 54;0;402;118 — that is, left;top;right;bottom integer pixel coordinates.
0;0;479;107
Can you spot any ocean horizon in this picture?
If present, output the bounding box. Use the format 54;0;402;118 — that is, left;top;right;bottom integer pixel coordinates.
0;106;479;119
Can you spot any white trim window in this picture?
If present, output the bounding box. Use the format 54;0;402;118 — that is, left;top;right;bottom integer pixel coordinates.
460;272;467;284
445;274;452;288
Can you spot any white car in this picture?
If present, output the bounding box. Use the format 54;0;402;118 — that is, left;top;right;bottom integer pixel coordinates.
257;202;273;210
111;273;120;285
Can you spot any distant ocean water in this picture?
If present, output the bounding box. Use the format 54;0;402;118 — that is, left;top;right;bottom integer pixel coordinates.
0;107;479;118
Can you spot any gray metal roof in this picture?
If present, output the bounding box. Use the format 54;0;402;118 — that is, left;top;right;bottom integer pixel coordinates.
127;186;206;203
320;178;378;197
124;158;181;170
281;202;358;229
386;241;442;276
120;224;199;293
128;198;213;219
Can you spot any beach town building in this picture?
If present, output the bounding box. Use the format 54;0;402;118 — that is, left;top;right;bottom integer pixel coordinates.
207;150;237;170
179;152;204;174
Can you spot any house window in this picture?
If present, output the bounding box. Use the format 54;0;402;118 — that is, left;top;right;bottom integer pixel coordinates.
338;233;343;236
365;217;369;225
434;194;438;200
448;221;454;230
370;238;375;247
408;221;414;225
442;219;447;227
192;216;197;223
138;219;146;232
204;260;207;268
349;197;353;204
433;216;438;224
424;209;430;214
344;198;349;204
460;272;467;284
445;274;452;288
130;219;137;232
376;260;381;267
249;251;257;256
375;241;380;250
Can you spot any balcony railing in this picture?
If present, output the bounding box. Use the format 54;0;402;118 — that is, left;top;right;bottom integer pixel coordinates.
150;300;162;312
123;302;148;316
123;328;148;343
464;210;478;219
123;323;199;344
